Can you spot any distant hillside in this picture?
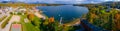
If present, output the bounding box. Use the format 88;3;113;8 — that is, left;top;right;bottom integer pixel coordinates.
0;1;65;6
73;1;120;9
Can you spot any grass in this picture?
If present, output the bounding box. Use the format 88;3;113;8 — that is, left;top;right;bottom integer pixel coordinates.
101;10;106;14
21;22;38;31
19;14;39;31
0;15;7;22
19;15;27;22
1;15;12;28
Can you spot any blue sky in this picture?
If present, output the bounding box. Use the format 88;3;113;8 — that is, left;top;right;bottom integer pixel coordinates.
0;0;120;4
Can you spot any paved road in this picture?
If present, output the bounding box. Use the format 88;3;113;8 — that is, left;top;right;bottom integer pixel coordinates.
0;15;21;31
0;15;10;30
0;7;12;29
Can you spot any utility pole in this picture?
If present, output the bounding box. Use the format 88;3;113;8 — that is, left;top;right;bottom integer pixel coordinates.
60;17;63;25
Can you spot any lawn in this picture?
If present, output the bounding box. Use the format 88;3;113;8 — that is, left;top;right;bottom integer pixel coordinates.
20;15;40;31
21;22;38;31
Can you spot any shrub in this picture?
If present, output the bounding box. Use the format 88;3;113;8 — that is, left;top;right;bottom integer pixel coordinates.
0;15;7;22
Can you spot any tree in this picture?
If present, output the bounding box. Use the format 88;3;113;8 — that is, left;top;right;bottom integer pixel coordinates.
27;13;34;21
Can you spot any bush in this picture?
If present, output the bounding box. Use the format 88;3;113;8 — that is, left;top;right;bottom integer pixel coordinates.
0;15;7;22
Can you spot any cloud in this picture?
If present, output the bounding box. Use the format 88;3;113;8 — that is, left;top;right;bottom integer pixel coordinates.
0;0;120;4
115;0;120;1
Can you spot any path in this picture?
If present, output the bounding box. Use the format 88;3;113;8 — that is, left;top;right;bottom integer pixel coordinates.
0;14;10;30
0;15;21;31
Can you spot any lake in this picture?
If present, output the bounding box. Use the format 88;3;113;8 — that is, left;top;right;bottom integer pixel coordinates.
37;5;89;23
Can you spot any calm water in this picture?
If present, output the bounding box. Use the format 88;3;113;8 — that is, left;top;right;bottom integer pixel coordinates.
37;5;89;22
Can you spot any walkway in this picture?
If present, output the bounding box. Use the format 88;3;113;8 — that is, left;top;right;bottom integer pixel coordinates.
0;15;21;31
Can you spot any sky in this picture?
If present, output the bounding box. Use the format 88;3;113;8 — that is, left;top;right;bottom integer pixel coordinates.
0;0;120;4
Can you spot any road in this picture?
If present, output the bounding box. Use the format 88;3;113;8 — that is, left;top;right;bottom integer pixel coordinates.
0;15;21;31
0;15;10;30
